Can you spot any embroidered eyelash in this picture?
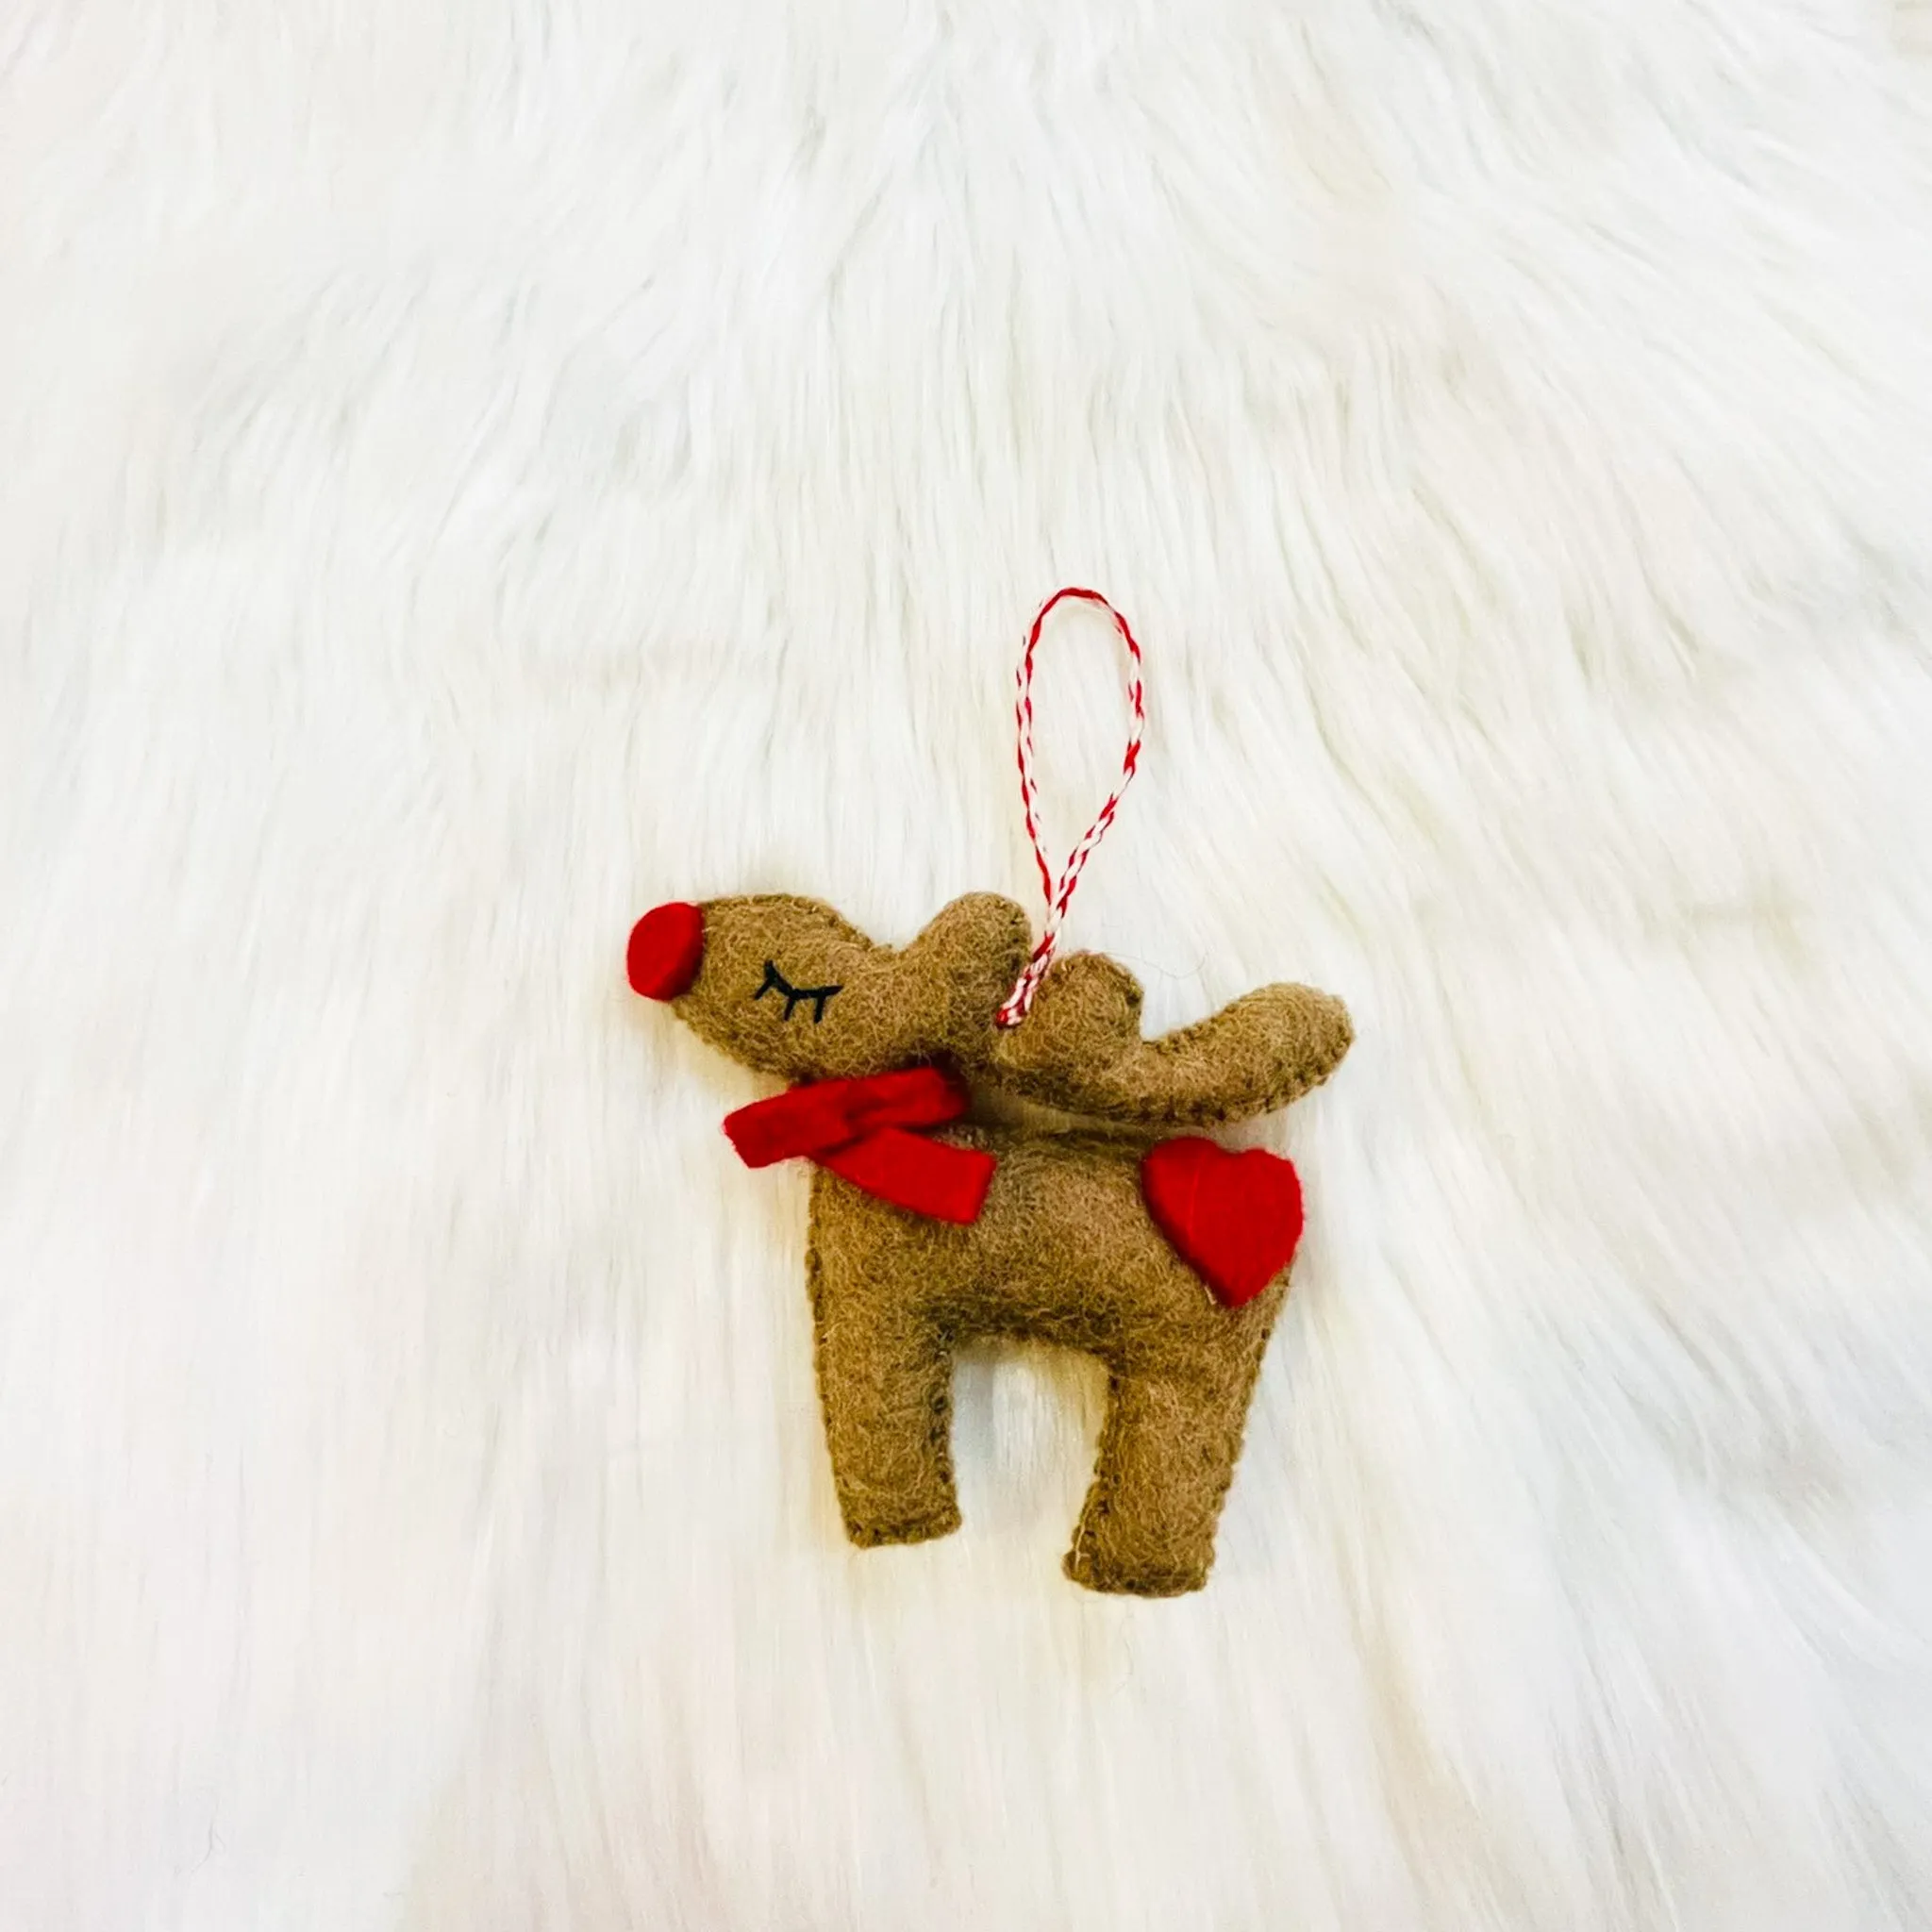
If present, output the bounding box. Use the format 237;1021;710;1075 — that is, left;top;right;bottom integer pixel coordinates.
755;960;841;1023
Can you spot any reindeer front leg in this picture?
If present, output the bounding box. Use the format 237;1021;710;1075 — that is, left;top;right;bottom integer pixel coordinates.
806;1177;961;1547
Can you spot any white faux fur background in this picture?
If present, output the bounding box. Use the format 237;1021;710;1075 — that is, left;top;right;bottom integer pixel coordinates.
7;2;1932;1926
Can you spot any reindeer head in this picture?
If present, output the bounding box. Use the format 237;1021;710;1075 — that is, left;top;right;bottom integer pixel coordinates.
631;890;1353;1127
627;892;1031;1083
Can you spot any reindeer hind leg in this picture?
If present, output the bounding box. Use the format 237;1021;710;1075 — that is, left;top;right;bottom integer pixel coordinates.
1064;1341;1270;1596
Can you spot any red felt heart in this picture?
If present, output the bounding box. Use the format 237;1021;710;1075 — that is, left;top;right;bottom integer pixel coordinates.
1141;1138;1305;1310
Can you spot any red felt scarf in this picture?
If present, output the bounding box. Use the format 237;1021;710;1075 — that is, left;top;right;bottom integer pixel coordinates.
723;1068;994;1224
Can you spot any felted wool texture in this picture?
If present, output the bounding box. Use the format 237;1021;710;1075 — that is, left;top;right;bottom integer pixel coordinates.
984;948;1356;1125
806;1129;1285;1596
670;890;1351;1126
664;889;1344;1584
10;3;1932;1928
670;892;1033;1083
660;889;1340;1588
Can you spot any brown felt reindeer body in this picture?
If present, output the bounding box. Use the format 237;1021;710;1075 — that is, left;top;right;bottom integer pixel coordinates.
630;891;1351;1595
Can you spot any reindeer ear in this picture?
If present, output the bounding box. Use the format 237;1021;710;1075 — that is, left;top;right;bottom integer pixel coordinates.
896;894;1033;1056
904;892;1032;970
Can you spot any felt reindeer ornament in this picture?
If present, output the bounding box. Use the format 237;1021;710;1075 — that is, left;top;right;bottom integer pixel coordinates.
629;591;1351;1595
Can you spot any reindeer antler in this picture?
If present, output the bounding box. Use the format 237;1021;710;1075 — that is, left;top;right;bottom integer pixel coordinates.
974;951;1352;1128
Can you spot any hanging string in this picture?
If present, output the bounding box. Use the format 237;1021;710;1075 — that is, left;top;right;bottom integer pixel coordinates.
996;587;1146;1028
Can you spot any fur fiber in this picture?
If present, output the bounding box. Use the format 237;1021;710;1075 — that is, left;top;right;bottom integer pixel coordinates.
6;1;1932;1926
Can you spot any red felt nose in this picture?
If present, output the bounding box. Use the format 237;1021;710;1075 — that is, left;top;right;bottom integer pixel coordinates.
627;902;705;1000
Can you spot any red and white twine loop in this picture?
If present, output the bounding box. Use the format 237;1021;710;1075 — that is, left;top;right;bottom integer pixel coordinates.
996;587;1146;1028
